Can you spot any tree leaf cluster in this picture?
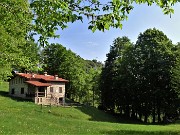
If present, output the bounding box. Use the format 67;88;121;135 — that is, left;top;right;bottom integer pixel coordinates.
0;0;40;81
1;0;179;82
42;43;102;105
29;0;178;45
100;28;180;123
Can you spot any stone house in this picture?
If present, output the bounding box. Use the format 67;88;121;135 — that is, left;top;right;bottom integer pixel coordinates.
9;72;68;105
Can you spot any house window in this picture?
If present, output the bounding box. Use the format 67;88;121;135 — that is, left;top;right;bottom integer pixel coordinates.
21;78;24;84
59;87;62;93
21;88;24;94
11;89;15;94
50;87;53;93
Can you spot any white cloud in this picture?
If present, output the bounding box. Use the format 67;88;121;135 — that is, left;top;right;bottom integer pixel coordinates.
84;41;98;46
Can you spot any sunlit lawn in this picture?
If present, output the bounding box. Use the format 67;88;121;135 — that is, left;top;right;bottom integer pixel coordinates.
0;82;179;134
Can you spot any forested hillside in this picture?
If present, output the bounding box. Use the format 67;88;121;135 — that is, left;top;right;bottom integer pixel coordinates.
41;43;102;105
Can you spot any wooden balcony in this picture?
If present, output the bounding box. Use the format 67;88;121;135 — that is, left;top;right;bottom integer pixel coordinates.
35;92;45;97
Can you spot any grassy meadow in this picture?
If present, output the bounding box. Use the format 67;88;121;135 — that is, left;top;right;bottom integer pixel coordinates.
0;82;179;135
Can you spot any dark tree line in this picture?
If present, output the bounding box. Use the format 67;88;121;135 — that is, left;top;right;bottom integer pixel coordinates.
100;28;180;123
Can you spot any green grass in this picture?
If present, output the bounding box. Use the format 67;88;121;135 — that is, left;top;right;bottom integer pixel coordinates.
0;82;180;135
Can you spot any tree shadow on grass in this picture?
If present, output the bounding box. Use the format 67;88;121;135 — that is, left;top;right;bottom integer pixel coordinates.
101;130;180;135
0;90;33;102
75;105;180;125
74;105;144;124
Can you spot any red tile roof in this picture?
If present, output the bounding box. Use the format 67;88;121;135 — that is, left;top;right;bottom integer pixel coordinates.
26;81;52;87
16;73;68;82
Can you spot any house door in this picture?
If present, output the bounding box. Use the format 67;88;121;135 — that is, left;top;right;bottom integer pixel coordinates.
59;98;63;104
11;89;15;94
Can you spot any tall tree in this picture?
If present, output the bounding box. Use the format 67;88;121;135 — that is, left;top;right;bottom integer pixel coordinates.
0;0;39;81
170;43;180;119
42;43;88;102
171;43;180;95
100;36;132;112
134;28;176;122
100;28;179;123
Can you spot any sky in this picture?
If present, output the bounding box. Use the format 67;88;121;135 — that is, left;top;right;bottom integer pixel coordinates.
48;3;180;63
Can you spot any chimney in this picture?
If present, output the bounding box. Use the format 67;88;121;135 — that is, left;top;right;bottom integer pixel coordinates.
44;72;47;76
54;75;58;80
32;73;35;78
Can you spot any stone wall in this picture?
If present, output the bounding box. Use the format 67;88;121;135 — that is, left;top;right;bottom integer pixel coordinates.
9;76;28;98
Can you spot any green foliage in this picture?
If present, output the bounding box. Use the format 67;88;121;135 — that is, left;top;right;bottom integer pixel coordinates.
0;0;28;81
100;28;180;123
29;0;178;46
42;43;102;105
100;36;132;111
1;0;179;82
0;0;40;81
171;43;180;97
132;28;177;122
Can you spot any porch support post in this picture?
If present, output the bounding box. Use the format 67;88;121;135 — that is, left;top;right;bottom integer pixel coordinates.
35;87;38;97
45;87;47;98
35;87;38;104
63;96;65;106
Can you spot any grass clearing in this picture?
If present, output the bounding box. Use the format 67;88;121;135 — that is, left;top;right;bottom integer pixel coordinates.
0;82;179;134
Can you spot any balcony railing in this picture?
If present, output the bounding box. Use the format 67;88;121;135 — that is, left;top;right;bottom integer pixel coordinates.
35;92;45;97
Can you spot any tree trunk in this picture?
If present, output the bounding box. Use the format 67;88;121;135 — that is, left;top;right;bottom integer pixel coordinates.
152;95;156;123
139;113;142;121
125;105;130;117
119;106;123;115
131;106;136;119
144;114;148;123
92;89;94;107
152;105;156;123
157;107;161;123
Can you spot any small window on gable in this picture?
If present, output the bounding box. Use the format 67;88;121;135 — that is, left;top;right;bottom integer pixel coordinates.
21;88;24;94
59;87;62;93
50;87;53;93
11;89;15;94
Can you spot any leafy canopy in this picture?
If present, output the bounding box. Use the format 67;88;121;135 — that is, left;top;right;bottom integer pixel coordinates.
0;0;179;81
30;0;179;46
0;0;36;81
100;28;180;122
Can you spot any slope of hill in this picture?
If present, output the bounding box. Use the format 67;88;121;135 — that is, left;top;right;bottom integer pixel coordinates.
0;82;179;135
